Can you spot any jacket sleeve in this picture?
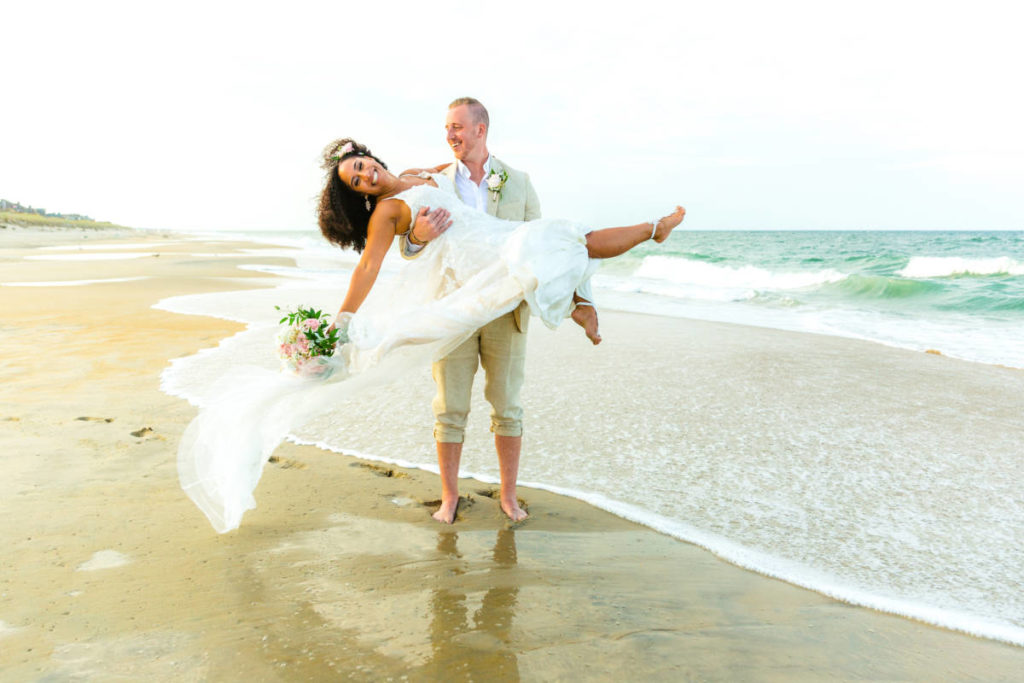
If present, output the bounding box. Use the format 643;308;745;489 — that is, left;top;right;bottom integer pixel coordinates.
398;232;426;260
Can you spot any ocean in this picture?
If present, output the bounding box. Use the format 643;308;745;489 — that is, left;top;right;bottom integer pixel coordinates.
597;229;1024;369
157;228;1024;646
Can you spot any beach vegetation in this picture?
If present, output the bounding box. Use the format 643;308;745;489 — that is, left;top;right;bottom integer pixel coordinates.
0;210;131;231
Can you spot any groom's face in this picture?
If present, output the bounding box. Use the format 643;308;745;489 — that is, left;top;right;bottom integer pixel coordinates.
445;104;486;161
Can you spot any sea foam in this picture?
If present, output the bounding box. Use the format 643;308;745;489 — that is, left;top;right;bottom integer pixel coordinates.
635;255;846;291
24;253;158;261
1;276;150;287
898;256;1024;278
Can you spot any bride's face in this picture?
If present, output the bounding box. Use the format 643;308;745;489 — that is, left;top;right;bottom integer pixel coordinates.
338;156;387;195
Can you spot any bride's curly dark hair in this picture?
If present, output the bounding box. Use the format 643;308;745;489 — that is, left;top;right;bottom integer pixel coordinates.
318;138;389;252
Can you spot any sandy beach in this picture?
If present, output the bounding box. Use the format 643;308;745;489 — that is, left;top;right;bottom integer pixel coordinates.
2;225;1023;681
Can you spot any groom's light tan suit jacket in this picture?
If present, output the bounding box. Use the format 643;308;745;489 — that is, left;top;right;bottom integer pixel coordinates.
401;156;541;330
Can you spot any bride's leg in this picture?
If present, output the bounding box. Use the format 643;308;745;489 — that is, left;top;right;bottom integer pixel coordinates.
585;206;686;258
570;294;601;345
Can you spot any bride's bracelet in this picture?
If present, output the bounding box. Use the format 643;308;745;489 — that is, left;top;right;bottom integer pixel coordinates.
648;217;660;239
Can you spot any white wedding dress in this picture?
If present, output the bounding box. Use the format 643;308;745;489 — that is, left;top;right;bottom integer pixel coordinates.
179;176;600;533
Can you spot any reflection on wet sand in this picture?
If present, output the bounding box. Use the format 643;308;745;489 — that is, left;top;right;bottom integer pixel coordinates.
422;529;520;681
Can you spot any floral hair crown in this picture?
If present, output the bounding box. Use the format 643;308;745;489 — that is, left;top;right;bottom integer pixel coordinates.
330;141;359;163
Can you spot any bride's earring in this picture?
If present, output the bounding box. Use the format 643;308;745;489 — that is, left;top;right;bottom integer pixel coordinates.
365;196;371;211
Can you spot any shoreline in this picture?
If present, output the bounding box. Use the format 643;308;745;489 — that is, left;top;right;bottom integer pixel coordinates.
2;226;1023;679
272;319;1024;649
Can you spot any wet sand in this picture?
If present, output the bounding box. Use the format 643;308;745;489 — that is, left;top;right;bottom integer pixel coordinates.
1;227;1022;680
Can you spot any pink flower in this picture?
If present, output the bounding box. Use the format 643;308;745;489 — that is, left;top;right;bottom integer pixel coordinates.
295;333;310;353
301;318;321;333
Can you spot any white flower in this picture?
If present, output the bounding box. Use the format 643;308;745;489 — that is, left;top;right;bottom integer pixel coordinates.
485;169;508;197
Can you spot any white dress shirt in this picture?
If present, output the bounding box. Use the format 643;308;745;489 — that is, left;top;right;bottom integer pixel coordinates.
453;156;492;212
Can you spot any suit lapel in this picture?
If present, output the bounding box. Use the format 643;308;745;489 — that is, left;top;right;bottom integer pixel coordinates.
486;156;504;217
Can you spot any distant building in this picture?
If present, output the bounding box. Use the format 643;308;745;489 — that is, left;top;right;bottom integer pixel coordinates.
1;198;92;221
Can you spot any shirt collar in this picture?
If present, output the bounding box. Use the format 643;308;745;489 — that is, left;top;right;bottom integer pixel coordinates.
455;155;492;181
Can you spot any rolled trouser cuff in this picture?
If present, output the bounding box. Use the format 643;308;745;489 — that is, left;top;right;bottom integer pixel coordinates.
433;425;466;444
490;420;523;437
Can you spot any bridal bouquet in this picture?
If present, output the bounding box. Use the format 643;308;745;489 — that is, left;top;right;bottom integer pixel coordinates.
275;306;347;379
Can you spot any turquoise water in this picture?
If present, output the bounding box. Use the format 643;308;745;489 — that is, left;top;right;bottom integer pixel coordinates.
634;230;1024;314
594;230;1024;367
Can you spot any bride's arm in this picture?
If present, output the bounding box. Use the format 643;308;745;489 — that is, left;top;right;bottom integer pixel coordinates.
336;200;412;315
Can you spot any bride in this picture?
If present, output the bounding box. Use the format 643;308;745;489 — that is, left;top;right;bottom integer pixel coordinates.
178;138;685;534
319;138;685;352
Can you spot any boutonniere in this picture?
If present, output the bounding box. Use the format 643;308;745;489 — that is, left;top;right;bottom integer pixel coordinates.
485;169;509;200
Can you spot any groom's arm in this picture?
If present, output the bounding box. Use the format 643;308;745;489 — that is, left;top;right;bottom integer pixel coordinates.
399;209;430;259
399;206;452;259
399;163;452;177
398;163;454;258
399;232;425;259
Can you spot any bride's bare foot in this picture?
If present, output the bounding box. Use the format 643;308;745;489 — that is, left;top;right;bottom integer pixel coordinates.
432;497;459;524
571;304;601;345
500;495;528;522
653;206;686;243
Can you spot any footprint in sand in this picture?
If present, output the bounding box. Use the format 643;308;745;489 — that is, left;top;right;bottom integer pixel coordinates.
267;455;307;469
76;417;115;423
476;488;530;518
425;495;475;515
76;550;131;572
352;462;407;478
130;427;165;441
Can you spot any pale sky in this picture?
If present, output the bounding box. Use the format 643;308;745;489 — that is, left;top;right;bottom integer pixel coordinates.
4;0;1023;231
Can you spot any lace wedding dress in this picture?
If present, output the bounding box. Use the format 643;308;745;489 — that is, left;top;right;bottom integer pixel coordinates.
179;176;599;532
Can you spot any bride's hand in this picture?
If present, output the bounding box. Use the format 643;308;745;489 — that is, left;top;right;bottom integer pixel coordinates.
411;207;453;244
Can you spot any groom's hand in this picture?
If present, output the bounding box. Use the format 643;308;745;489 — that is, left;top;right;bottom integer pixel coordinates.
411;207;453;244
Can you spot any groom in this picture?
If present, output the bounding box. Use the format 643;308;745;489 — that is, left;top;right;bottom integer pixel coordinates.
402;97;597;524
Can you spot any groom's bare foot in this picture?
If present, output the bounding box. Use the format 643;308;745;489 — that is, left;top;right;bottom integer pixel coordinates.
432;497;459;524
571;305;601;345
500;496;528;522
653;206;686;243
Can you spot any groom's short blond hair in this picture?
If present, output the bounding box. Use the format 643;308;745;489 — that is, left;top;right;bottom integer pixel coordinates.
449;97;489;129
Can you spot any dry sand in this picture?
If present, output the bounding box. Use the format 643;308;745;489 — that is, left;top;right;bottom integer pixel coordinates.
2;226;1022;680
